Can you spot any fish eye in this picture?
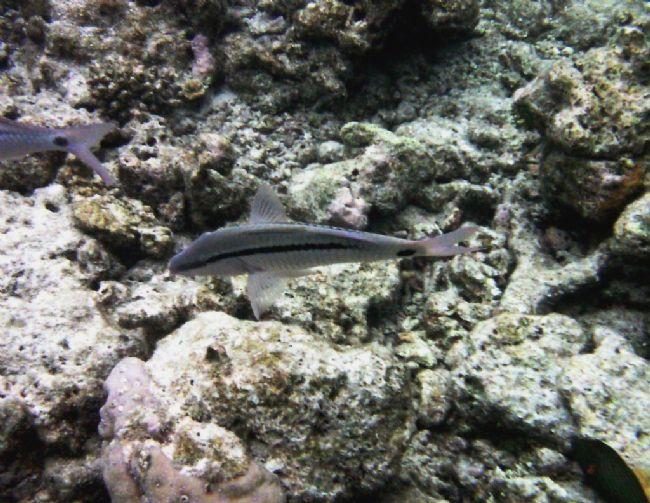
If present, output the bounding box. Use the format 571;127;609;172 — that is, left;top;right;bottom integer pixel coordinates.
53;136;69;147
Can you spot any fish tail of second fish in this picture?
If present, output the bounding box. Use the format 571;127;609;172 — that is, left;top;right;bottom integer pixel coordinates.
417;226;480;257
60;123;117;186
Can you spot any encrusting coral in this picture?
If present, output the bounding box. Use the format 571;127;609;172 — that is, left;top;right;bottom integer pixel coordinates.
99;357;285;502
0;0;648;501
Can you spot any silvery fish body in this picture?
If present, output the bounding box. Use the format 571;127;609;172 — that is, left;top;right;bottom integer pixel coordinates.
0;117;116;185
170;184;479;318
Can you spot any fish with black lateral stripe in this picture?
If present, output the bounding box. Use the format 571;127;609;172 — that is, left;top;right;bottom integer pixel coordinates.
169;183;480;319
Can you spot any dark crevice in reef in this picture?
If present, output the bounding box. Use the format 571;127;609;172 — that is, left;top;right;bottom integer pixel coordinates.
341;1;477;114
0;426;45;502
534;278;606;316
366;0;474;66
0;426;109;503
551;260;650;314
554;260;650;360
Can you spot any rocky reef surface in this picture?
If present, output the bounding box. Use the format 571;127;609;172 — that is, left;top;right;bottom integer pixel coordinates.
0;0;648;501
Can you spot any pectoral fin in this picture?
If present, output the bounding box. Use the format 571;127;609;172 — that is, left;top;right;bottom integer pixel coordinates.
246;272;289;319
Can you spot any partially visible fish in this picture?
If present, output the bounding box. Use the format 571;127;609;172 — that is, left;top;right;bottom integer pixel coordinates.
170;183;480;319
0;117;117;185
570;436;650;503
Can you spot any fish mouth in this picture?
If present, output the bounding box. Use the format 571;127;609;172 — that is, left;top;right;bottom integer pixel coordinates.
168;252;203;276
168;254;186;275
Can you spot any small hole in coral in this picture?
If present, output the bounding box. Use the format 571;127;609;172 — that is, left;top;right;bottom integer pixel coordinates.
352;8;365;22
45;202;60;213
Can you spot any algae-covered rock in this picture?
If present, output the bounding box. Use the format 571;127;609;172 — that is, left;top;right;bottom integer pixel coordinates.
221;0;479;108
287;160;357;223
539;152;644;221
558;333;650;464
268;261;401;344
293;0;403;53
498;189;607;315
99;357;284;502
0;186;146;500
290;122;438;217
141;312;413;501
182;133;260;229
44;0;216;122
0;152;61;193
72;194;173;259
99;261;234;337
116;117;187;227
414;369;452;427
611;192;650;259
398;431;595;502
420;0;479;34
449;313;589;441
514;42;649;221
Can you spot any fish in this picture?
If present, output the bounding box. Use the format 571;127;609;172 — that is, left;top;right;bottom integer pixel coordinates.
170;183;480;319
0;116;117;185
570;436;650;503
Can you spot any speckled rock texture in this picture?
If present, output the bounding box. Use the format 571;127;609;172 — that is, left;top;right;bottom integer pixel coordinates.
72;193;174;259
1;0;649;501
124;312;412;501
223;0;480;110
514;28;649;221
99;356;285;502
0;186;145;501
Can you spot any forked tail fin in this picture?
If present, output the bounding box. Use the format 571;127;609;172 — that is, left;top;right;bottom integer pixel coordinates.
63;123;117;186
420;226;480;257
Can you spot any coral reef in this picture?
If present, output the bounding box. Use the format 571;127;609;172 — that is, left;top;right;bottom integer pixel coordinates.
72;193;174;260
222;0;479;110
99;357;284;502
143;312;413;500
0;0;648;501
0;186;145;500
514;38;649;221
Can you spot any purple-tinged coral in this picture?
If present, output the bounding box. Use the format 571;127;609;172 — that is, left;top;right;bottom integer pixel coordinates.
99;357;285;502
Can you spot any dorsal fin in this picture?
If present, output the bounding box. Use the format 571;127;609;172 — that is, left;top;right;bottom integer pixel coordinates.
0;116;50;134
249;183;289;224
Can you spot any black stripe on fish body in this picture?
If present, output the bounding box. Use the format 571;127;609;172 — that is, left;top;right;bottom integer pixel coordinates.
53;136;69;147
205;242;355;265
175;241;358;273
397;249;416;257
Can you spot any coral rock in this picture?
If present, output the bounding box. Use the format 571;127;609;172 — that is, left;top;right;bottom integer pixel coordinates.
514;43;649;221
611;192;650;259
100;358;284;502
141;312;413;500
72;193;173;259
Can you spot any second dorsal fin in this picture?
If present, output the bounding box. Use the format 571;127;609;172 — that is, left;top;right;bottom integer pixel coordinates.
249;183;289;224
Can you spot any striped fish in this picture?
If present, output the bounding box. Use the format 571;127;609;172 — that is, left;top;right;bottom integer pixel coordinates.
0;116;116;185
169;184;479;319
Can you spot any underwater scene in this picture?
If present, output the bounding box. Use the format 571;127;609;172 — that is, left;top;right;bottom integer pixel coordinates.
0;0;648;501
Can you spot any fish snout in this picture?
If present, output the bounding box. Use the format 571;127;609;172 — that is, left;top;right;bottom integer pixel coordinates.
168;253;186;275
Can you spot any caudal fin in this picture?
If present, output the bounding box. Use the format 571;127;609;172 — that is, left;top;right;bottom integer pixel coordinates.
62;123;117;186
420;226;481;257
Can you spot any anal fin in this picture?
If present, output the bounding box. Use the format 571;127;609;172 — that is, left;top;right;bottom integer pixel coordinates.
246;272;289;320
